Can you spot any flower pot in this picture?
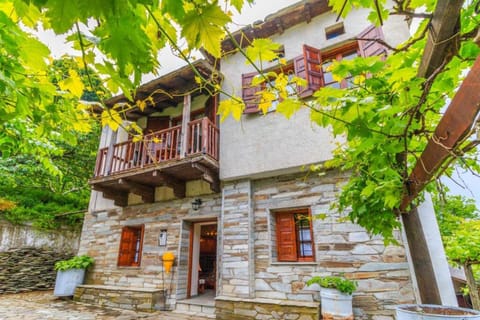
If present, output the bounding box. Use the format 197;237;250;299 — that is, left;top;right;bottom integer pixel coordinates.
53;268;86;297
320;287;353;320
396;304;480;320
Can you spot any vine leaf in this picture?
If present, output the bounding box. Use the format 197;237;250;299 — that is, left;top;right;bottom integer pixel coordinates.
182;3;231;57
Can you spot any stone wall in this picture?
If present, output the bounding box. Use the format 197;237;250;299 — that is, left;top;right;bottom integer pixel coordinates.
0;247;73;294
0;220;80;253
216;296;319;320
219;180;254;298
74;284;165;312
77;194;222;304
218;171;416;320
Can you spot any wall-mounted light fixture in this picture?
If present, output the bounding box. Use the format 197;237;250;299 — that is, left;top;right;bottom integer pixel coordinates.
191;198;202;211
158;229;167;246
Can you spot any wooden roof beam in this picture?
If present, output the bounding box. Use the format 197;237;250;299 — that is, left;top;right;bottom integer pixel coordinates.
417;1;463;79
400;56;480;211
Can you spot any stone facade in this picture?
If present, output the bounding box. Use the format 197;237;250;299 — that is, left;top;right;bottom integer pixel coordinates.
78;194;222;304
216;171;416;320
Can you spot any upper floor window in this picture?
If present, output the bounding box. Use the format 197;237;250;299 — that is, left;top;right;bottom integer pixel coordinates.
118;225;144;267
274;208;314;262
241;25;386;114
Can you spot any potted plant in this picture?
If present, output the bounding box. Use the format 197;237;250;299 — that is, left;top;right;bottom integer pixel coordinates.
53;255;94;297
306;275;357;319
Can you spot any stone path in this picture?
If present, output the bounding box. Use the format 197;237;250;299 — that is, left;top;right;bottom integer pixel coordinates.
0;291;210;319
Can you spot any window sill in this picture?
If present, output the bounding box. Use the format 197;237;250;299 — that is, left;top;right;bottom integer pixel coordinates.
117;266;141;269
270;262;317;266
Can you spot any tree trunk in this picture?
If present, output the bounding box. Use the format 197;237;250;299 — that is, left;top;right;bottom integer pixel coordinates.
464;263;480;310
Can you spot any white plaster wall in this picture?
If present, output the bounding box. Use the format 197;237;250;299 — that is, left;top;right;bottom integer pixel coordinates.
219;6;410;181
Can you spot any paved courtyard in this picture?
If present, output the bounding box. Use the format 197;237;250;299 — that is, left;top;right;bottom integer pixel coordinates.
0;291;208;320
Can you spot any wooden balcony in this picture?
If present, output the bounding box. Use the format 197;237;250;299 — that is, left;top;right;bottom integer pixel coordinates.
90;117;219;206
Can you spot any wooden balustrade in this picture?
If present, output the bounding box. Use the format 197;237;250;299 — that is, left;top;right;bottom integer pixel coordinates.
93;118;218;178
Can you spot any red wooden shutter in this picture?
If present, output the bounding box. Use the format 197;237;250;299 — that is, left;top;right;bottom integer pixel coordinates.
295;45;324;97
118;227;136;266
358;25;387;58
293;55;307;95
276;213;297;261
242;72;261;114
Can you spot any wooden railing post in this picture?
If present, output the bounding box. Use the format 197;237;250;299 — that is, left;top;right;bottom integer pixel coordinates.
180;94;191;158
104;129;118;175
201;117;209;154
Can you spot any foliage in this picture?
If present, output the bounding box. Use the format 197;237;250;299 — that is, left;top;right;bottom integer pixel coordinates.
0;120;100;230
306;275;357;295
444;220;480;265
219;0;480;242
434;194;479;238
55;255;94;271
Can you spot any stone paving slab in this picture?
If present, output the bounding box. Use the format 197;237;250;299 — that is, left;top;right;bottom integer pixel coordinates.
0;291;211;320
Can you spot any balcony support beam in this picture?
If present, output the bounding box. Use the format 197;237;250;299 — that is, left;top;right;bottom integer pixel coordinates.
93;185;129;207
153;171;186;198
193;162;220;192
118;178;155;203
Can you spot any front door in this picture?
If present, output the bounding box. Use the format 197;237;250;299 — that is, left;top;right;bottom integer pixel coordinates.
189;221;217;297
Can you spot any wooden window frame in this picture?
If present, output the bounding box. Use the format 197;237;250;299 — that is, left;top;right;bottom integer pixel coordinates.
275;208;315;262
321;42;360;89
117;225;145;267
241;25;386;113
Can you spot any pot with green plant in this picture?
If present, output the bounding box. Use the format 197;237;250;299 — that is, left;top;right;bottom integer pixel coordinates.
53;255;94;297
306;275;357;320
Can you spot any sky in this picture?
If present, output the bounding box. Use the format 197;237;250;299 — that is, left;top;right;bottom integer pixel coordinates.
36;0;480;208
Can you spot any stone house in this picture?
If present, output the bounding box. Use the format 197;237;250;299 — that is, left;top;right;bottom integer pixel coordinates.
76;0;455;319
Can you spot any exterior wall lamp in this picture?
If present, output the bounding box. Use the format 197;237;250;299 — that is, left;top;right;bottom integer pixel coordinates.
191;198;202;210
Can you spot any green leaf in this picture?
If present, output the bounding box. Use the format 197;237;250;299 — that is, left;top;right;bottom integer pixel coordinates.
45;0;79;34
245;38;282;64
277;98;303;119
161;0;185;22
181;3;231;57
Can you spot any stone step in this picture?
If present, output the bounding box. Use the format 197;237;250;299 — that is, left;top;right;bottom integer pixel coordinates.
174;301;216;319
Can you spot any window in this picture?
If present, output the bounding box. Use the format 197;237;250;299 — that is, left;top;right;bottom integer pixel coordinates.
241;25;386;113
118;225;144;267
321;43;360;89
243;64;297;113
325;22;345;40
275;209;314;262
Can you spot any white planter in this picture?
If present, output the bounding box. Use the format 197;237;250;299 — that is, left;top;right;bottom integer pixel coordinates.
396;304;480;320
320;287;353;319
53;268;86;297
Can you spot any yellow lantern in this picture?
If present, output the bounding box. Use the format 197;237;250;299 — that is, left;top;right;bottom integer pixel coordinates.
162;251;175;274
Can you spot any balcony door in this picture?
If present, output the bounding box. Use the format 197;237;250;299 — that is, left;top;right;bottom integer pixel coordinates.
144;116;170;134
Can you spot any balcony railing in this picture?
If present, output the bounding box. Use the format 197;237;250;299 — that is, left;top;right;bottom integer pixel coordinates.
94;117;219;178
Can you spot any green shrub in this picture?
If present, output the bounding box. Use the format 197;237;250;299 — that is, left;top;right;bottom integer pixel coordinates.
55;255;94;271
306;275;357;295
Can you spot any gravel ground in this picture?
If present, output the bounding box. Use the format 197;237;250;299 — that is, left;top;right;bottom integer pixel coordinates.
0;290;208;320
